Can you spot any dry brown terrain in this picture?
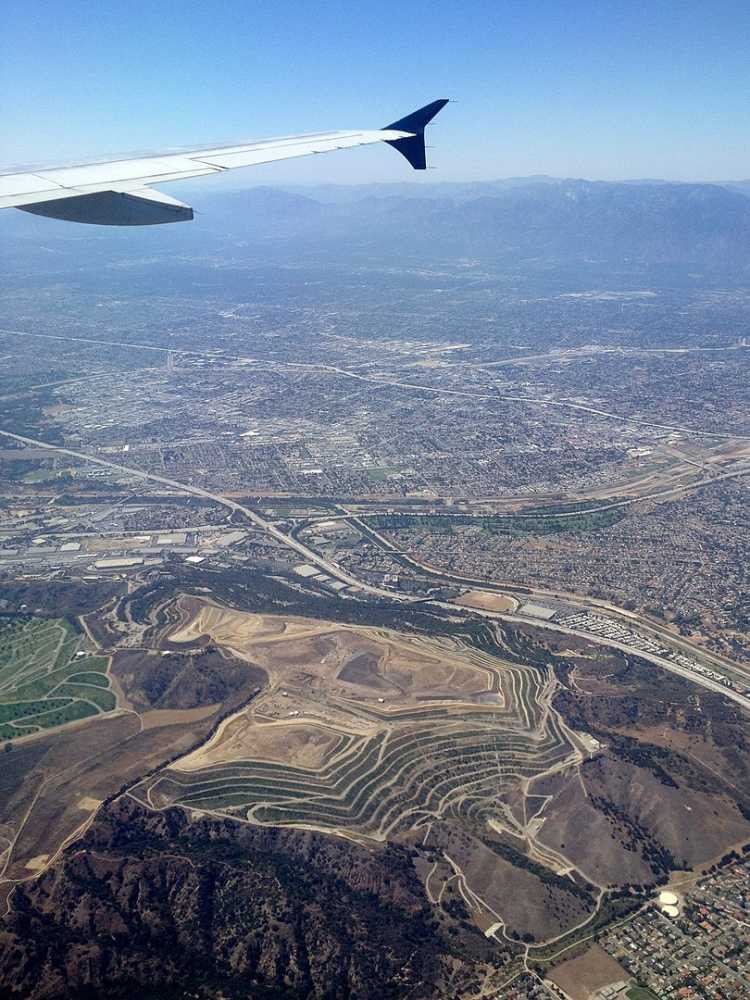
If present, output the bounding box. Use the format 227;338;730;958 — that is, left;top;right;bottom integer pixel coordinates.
0;713;140;888
430;823;593;941
139;595;750;949
142;596;602;942
168;595;502;711
533;755;750;886
1;707;264;887
179;717;345;771
548;944;629;999
1;604;271;892
140;703;219;730
530;766;655;886
453;590;519;613
4;587;748;977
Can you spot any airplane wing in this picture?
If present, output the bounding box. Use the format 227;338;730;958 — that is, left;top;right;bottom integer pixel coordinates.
0;99;448;226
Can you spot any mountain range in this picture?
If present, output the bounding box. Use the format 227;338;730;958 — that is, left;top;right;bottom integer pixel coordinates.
187;176;750;276
4;175;750;280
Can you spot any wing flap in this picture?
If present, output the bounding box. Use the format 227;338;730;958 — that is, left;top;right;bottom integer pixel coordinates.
0;173;65;207
0;172;64;197
190;130;408;170
0;169;221;210
37;155;219;188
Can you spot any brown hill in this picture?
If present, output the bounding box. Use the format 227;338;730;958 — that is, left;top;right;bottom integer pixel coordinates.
0;798;499;1000
111;647;266;712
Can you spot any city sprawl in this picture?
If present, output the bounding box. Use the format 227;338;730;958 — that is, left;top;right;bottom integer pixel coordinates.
0;185;749;999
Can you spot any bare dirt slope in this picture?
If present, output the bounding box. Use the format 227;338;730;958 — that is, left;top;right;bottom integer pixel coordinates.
548;944;629;999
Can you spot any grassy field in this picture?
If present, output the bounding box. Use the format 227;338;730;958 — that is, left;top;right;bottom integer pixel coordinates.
627;988;661;1000
0;616;116;741
365;467;400;482
22;467;75;483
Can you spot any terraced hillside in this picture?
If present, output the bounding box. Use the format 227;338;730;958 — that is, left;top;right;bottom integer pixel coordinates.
0;616;116;740
134;597;593;940
144;599;576;835
153;709;573;839
3;585;748;994
124;594;750;947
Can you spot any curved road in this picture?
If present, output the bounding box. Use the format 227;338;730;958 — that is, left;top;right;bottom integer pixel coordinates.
0;428;413;604
2;427;748;712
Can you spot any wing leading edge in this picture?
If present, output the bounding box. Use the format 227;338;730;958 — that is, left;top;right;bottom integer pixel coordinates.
0;100;449;226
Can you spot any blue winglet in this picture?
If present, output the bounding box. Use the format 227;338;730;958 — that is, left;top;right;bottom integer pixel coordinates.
384;99;449;170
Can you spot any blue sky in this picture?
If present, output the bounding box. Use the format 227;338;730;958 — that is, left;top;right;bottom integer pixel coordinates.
3;0;749;183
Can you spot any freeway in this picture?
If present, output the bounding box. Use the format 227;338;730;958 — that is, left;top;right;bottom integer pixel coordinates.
268;359;750;442
449;608;750;713
2;326;749;441
347;516;750;689
300;456;750;524
452;342;750;371
0;429;413;605
2;428;748;710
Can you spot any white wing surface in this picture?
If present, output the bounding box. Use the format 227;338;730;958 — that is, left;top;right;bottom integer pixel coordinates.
0;100;448;226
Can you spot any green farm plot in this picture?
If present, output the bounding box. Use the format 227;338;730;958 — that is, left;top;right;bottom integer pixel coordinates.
0;616;117;739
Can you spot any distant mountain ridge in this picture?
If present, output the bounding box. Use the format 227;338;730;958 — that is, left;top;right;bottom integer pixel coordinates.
4;175;750;279
209;175;750;203
723;179;750;198
193;177;750;274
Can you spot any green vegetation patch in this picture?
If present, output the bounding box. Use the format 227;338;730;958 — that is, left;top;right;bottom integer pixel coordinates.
370;507;626;538
0;616;116;737
76;655;109;672
22;467;77;483
67;672;110;688
627;987;661;1000
0;698;73;724
0;699;98;740
54;684;116;712
366;467;400;481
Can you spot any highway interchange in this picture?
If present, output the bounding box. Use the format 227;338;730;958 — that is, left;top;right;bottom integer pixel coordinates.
2;424;749;713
